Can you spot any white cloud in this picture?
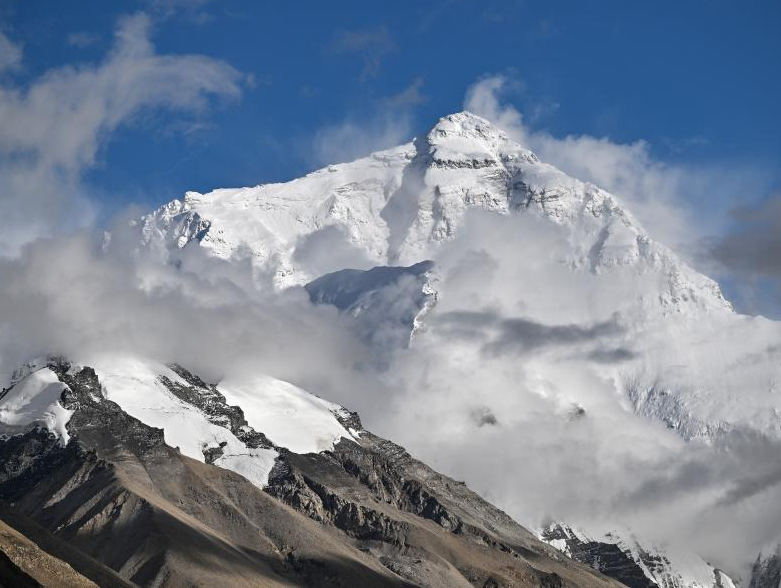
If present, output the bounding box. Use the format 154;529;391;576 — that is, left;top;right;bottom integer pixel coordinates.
307;78;425;169
66;31;101;49
463;74;770;261
0;31;21;73
309;111;412;168
0;12;241;254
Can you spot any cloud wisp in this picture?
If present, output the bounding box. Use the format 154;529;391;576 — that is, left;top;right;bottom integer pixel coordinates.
331;25;396;80
0;12;241;254
462;74;772;271
705;193;781;316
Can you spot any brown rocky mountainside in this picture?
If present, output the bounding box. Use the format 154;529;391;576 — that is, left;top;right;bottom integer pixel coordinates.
0;361;624;587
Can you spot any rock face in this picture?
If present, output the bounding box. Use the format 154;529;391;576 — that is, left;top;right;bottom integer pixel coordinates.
0;358;623;588
540;524;735;588
541;525;655;588
305;260;437;349
0;502;126;588
750;553;781;588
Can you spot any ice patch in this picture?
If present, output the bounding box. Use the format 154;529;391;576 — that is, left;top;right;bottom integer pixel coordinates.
217;373;355;454
0;368;72;445
88;354;277;488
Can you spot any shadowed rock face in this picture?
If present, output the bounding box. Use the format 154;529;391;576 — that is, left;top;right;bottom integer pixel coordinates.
750;553;781;588
541;526;655;588
0;360;622;588
305;260;437;351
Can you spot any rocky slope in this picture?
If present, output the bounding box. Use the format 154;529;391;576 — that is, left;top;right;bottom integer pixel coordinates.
0;357;622;587
540;524;736;588
750;553;781;588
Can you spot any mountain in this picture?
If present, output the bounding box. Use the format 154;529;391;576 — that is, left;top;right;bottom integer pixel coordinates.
540;524;736;588
0;356;621;587
136;112;781;445
2;111;780;586
138;112;729;315
305;260;437;350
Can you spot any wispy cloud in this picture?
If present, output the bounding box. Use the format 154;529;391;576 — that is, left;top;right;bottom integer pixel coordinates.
307;76;424;168
386;76;427;108
66;31;101;49
463;73;773;269
705;193;781;316
134;0;219;25
309;113;412;168
0;12;241;254
331;25;395;80
0;31;21;73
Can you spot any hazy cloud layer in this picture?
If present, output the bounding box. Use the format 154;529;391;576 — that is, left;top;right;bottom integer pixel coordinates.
66;31;101;49
712;194;781;277
0;226;374;405
359;211;781;578
292;225;374;277
706;193;781;314
434;310;624;357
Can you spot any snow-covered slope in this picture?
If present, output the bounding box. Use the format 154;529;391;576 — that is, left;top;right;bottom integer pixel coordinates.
0;354;360;489
0;367;72;445
541;524;736;588
138;112;728;316
135;112;781;444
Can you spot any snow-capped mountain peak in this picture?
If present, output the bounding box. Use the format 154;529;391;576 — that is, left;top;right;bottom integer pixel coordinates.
425;110;539;167
136;111;729;317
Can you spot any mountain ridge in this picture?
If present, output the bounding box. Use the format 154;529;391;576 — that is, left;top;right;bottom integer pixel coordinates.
137;111;730;316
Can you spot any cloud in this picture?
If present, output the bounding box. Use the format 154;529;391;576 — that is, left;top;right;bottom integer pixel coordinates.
292;225;374;278
0;226;373;403
708;193;781;280
347;209;781;578
432;310;625;358
587;346;636;363
144;0;214;6
463;74;771;264
0;12;241;254
0;31;21;73
331;26;395;80
309;110;412;168
66;31;101;49
699;193;781;318
386;77;427;108
140;0;216;21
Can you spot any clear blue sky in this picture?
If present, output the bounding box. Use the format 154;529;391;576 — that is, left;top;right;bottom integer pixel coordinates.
4;0;779;207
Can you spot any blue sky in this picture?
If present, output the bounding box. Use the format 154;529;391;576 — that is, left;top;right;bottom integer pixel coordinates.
1;0;780;314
